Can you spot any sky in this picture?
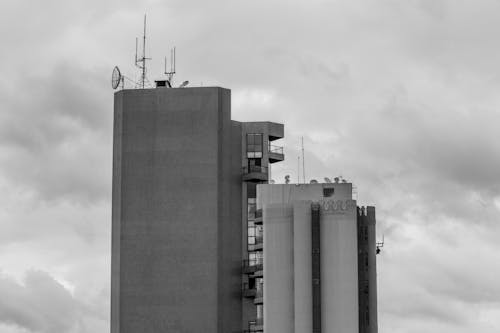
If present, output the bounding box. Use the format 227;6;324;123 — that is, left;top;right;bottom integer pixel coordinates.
1;0;500;332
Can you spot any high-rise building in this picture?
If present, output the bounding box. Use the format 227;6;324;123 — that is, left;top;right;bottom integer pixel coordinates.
111;85;377;333
111;86;283;333
257;183;377;333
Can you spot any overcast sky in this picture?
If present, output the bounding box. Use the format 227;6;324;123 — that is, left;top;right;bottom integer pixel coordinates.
1;0;500;332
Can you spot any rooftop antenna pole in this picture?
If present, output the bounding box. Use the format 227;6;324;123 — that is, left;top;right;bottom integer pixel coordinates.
165;47;176;85
135;14;151;89
142;14;146;89
297;156;300;184
301;137;306;184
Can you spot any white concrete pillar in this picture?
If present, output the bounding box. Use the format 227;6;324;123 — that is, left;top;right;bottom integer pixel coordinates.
293;201;313;333
264;203;294;333
320;199;359;333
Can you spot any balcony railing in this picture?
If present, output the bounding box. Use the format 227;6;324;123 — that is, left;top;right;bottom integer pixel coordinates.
243;318;264;332
254;209;263;225
242;258;263;273
242;165;269;182
251;318;264;327
269;144;283;154
255;235;263;244
242;283;257;298
243;165;268;174
268;145;284;163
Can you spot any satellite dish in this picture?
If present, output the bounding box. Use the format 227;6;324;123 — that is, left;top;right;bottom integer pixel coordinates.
112;66;122;89
179;80;189;88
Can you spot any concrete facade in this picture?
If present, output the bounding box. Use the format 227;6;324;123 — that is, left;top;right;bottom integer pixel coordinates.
112;87;242;333
111;85;376;333
111;87;285;333
257;183;377;333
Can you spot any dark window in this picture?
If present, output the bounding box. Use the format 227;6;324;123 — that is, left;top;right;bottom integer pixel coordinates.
247;183;257;198
323;187;335;197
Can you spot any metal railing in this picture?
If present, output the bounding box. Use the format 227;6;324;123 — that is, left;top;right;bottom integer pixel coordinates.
250;318;264;326
243;318;264;332
242;282;257;297
243;165;268;174
242;258;263;273
269;144;283;155
255;235;263;244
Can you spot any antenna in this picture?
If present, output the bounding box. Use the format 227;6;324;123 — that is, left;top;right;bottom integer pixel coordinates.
301;137;306;184
164;47;176;86
135;14;151;89
376;235;385;255
112;66;122;89
111;66;138;90
297;156;300;184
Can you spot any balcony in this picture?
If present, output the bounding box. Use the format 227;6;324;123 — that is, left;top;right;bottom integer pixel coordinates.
244;319;264;332
254;209;263;225
248;235;263;251
242;283;257;298
268;145;284;163
242;258;263;274
254;288;263;304
242;166;268;182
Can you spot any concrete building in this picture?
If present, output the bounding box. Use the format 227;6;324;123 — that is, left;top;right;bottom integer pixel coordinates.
111;86;284;333
257;183;378;333
111;85;377;333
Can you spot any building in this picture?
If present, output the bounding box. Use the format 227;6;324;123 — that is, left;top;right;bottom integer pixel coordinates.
111;85;377;333
111;86;284;333
257;182;378;333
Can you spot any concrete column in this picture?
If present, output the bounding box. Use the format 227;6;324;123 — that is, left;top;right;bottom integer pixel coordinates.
320;200;359;333
366;207;378;333
293;201;313;333
263;203;294;333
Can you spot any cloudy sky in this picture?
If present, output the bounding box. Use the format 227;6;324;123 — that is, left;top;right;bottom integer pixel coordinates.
1;0;500;332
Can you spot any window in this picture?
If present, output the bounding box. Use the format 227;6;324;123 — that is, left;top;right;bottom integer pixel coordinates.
323;187;335;197
247;182;257;198
248;198;257;219
248;221;255;245
247;133;263;158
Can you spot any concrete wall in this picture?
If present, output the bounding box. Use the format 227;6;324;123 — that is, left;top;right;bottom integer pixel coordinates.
358;207;378;333
111;87;241;333
259;183;358;333
263;203;294;333
320;199;359;333
257;183;353;210
293;201;313;333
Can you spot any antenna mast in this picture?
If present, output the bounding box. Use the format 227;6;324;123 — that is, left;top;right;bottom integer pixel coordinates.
135;14;151;89
165;47;176;86
301;137;306;183
297;156;300;184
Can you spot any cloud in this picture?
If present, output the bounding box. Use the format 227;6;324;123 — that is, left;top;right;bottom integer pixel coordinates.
0;270;79;333
0;63;112;203
0;1;500;333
